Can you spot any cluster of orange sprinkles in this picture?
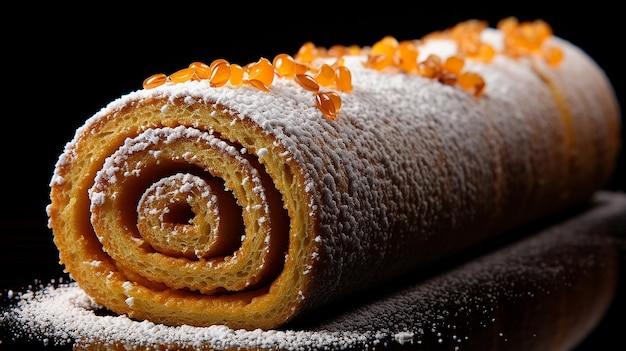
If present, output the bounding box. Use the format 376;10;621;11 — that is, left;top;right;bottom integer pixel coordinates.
143;17;563;120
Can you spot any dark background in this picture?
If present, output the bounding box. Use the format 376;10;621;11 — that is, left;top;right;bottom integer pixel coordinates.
3;5;624;231
1;3;624;349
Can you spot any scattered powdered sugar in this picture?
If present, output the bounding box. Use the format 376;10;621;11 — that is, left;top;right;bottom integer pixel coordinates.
1;282;381;350
3;192;625;350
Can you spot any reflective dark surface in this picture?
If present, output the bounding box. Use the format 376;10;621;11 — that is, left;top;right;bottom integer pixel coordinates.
3;193;626;350
2;4;625;350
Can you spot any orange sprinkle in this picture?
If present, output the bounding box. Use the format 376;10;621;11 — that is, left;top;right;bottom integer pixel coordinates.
170;67;196;83
417;62;437;79
295;74;320;92
327;44;350;57
474;43;496;62
364;54;392;71
210;59;229;70
543;46;563;67
247;57;274;87
315;92;338;120
444;55;465;75
295;62;309;75
346;45;362;55
331;57;346;69
458;71;485;97
295;42;317;63
371;36;398;57
438;72;457;86
335;66;352;92
397;40;419;73
315;63;336;87
246;79;270;92
209;61;230;87
189;62;211;79
229;64;244;86
143;73;167;89
273;53;296;77
533;19;553;42
418;54;442;79
497;17;519;34
325;91;342;111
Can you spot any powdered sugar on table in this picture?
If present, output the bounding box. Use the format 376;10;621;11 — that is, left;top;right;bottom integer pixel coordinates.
3;191;624;350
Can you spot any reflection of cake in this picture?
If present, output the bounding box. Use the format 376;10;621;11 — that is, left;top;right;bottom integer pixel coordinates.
9;192;625;350
47;18;621;330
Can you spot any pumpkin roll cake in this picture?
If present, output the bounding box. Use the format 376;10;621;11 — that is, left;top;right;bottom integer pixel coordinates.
47;18;622;330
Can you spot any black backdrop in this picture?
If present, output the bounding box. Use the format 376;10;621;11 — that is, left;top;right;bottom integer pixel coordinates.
1;3;624;349
4;5;625;227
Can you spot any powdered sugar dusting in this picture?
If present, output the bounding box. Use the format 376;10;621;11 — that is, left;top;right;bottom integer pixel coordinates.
1;283;379;350
4;192;625;350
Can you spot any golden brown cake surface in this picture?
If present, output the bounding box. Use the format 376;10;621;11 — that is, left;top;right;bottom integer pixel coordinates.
47;18;621;329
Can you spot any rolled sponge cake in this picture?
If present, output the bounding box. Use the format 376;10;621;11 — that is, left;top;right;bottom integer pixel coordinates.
47;18;621;329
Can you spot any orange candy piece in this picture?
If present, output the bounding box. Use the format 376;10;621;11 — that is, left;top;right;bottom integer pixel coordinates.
458;71;485;97
273;53;296;77
143;73;167;89
209;61;231;87
335;66;352;93
295;42;317;63
295;74;320;92
315;64;336;87
229;64;245;86
189;62;211;79
316;92;341;120
444;55;465;75
246;79;270;92
169;67;196;83
543;46;564;67
247;57;275;87
396;40;419;73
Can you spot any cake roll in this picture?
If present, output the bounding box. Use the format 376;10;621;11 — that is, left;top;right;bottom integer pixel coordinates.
47;18;622;330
